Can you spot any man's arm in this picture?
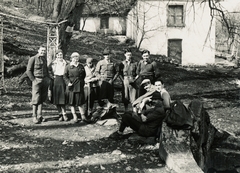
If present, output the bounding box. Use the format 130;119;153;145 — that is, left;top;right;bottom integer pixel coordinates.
162;92;171;109
26;57;35;81
94;61;101;79
112;63;119;82
118;62;124;82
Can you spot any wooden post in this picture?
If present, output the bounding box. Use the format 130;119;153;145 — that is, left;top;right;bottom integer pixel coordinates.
47;24;59;66
0;17;6;94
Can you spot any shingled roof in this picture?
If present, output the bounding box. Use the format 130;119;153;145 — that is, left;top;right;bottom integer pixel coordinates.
83;0;136;17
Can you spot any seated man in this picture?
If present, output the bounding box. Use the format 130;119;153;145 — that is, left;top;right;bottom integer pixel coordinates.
109;79;171;139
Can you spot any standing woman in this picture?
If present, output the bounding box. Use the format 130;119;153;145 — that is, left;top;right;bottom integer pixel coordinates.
64;52;86;123
49;49;68;121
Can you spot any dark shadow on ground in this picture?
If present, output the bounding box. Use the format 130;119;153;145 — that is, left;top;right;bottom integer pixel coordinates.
0;122;165;172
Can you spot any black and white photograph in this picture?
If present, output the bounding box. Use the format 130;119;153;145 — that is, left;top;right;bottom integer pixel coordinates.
0;0;240;172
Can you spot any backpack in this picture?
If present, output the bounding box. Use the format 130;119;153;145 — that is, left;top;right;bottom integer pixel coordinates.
165;100;194;130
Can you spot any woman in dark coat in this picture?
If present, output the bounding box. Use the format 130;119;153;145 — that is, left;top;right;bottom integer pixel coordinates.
64;52;86;123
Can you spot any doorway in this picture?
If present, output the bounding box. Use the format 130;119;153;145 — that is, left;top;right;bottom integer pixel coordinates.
168;39;182;64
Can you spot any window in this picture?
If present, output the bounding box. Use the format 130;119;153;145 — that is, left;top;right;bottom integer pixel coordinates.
100;16;109;29
167;5;184;27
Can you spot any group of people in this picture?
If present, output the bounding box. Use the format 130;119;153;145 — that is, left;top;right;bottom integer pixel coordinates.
25;44;172;140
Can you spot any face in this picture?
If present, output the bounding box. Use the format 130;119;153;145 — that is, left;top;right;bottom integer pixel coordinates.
155;81;163;92
72;56;80;64
143;81;151;91
104;54;111;61
56;52;63;60
142;52;150;62
87;61;93;68
124;52;132;61
38;47;46;56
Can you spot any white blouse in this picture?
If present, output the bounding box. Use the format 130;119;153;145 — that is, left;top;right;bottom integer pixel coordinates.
52;59;67;76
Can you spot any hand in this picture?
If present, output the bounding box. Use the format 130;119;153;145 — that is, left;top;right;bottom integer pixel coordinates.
68;83;73;86
141;114;147;122
142;96;152;104
109;79;113;84
139;102;145;111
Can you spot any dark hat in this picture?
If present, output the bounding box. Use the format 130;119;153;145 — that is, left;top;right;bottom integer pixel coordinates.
103;48;111;55
56;49;63;54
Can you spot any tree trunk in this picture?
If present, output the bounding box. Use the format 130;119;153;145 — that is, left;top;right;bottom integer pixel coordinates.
52;0;62;21
58;0;85;56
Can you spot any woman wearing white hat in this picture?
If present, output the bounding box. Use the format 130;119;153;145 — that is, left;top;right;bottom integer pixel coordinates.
64;52;87;123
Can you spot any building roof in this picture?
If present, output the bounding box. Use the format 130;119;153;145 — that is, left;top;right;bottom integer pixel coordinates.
83;0;136;17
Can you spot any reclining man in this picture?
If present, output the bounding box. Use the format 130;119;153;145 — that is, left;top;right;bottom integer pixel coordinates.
109;79;171;139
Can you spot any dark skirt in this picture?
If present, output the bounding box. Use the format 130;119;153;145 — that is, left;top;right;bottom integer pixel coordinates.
53;76;66;105
66;86;85;106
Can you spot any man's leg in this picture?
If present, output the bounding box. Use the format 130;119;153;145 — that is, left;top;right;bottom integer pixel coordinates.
123;78;130;112
32;104;39;124
31;79;40;124
37;104;46;122
109;113;142;139
119;113;142;132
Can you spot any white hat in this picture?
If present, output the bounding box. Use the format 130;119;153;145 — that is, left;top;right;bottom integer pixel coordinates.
141;79;151;86
71;52;80;58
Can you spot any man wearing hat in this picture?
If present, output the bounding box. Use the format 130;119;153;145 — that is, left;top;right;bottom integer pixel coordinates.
94;48;119;106
109;79;171;140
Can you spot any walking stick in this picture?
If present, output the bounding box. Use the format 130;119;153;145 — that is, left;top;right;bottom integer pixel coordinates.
87;82;91;118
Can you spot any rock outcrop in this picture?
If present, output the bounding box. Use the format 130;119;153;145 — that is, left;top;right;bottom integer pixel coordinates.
159;99;240;173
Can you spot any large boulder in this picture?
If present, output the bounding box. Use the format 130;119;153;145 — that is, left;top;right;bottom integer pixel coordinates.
159;99;240;173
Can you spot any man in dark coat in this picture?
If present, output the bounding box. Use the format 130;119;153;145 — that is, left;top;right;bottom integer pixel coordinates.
109;79;171;139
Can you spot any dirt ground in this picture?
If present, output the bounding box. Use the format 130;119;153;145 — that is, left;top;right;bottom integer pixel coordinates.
0;77;171;173
1;63;240;173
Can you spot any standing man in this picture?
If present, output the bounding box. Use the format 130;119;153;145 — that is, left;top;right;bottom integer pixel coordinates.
84;57;99;117
26;44;50;124
119;48;138;112
94;48;119;106
136;50;159;97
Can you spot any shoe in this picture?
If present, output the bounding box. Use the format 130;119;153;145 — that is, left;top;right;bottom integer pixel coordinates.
72;117;79;123
109;131;125;140
33;117;40;124
59;115;63;121
63;114;68;121
38;116;46;122
82;117;92;124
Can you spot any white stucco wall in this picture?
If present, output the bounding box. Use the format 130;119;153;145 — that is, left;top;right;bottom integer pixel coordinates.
80;16;126;35
127;0;215;65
